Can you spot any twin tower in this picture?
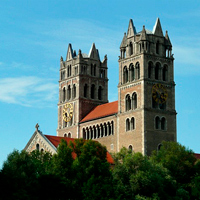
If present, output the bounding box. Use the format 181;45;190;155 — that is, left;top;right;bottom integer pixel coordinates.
57;18;176;155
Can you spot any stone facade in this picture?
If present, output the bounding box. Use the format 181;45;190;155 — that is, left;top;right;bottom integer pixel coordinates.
57;18;177;156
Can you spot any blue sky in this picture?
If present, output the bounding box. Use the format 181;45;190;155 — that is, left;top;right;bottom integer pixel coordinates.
0;0;200;167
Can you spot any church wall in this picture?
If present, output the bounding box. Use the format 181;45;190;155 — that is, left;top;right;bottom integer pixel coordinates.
80;115;117;152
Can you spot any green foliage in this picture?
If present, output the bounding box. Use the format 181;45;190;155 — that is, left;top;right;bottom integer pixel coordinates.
1;149;53;200
1;140;200;200
112;147;176;199
72;139;113;200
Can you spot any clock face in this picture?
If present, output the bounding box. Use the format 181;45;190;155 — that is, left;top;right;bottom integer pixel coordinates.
152;83;168;104
63;103;73;122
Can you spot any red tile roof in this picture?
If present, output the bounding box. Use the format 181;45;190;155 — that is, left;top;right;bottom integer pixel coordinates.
44;135;114;164
80;101;118;123
194;153;200;160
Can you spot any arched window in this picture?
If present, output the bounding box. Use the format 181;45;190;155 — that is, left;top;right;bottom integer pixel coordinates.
131;117;135;130
155;116;160;129
157;143;162;151
91;64;93;75
132;93;137;110
111;121;114;135
94;64;96;76
36;144;40;151
129;63;135;81
100;124;104;137
83;129;86;139
123;66;128;83
67;85;71;100
156;41;160;54
161;117;166;130
84;84;88;97
93;126;96;139
125;94;131;111
163;65;168;81
97;125;100;138
129;42;133;55
135;62;140;79
63;87;66;102
69;65;71;76
126;118;130;131
148;62;153;79
68;133;71;138
155;63;160;80
128;145;133;152
98;86;102;100
104;123;107;136
64;133;67;137
73;84;76;99
108;122;111;135
91;84;95;99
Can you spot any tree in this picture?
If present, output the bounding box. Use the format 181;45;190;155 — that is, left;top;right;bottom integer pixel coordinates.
151;141;198;198
71;139;114;200
1;149;52;200
112;147;176;199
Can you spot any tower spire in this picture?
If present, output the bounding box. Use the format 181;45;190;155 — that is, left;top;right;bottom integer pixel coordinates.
127;19;137;38
152;18;163;36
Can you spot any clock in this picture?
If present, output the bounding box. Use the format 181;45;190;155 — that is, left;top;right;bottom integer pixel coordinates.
63;103;73;122
152;83;168;104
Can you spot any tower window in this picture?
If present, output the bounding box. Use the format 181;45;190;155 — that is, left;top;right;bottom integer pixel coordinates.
123;66;128;83
163;65;168;81
91;84;95;99
155;63;160;80
148;62;153;79
73;84;76;99
94;64;96;76
98;86;103;100
131;117;135;130
125;94;131;111
155;116;160;129
84;84;88;97
63;87;66;102
129;42;133;55
67;85;71;100
126;118;130;131
135;62;140;79
91;64;93;75
129;63;135;81
156;41;160;54
161;117;166;130
128;145;133;152
132;93;137;110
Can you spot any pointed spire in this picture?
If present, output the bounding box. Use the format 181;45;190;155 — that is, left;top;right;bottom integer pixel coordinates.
165;30;172;46
140;25;147;40
88;43;100;60
77;49;83;60
66;43;74;61
152;18;163;36
127;19;137;38
120;32;127;48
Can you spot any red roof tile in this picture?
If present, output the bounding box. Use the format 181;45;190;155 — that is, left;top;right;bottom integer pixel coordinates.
80;101;118;123
44;135;114;164
194;153;200;160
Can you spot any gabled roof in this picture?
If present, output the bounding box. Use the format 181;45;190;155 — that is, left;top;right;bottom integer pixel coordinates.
80;101;118;123
44;135;114;164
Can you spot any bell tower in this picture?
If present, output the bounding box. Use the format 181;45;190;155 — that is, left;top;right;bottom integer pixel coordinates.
57;43;108;138
118;18;176;155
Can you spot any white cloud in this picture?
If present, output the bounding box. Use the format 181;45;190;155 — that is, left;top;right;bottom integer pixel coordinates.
0;76;57;107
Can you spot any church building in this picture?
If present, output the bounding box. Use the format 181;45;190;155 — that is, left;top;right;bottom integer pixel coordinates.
25;18;177;156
